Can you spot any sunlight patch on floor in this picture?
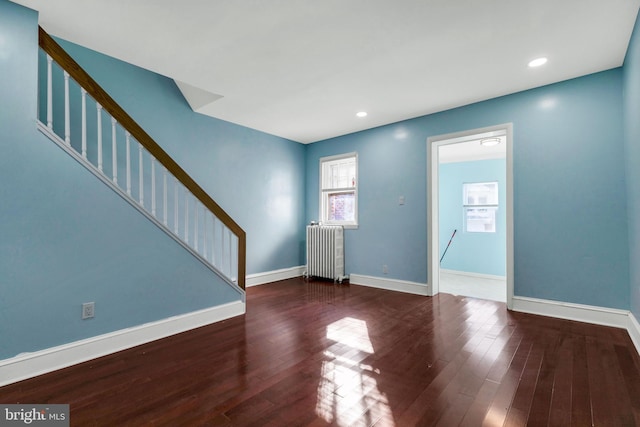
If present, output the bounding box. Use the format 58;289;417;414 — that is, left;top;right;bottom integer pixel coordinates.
316;317;395;426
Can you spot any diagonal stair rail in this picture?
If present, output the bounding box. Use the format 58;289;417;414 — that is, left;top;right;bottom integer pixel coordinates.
38;27;246;291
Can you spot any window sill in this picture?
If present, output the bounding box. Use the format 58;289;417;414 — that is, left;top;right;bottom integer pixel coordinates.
323;223;358;230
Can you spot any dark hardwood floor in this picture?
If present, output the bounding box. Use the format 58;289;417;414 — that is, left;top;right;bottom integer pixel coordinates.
2;278;640;426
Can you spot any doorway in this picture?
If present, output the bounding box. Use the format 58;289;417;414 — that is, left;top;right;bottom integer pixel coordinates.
427;124;514;309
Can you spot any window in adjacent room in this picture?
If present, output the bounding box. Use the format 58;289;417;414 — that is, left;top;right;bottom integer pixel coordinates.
319;152;358;228
463;181;498;233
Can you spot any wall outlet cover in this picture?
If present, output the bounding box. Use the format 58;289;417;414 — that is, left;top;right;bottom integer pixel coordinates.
82;302;95;319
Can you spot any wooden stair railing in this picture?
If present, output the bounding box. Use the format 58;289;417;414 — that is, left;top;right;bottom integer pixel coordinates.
38;27;246;290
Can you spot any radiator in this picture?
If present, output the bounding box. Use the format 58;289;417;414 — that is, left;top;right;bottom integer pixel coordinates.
305;225;345;283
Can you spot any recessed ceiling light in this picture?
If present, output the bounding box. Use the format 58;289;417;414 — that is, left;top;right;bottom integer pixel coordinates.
480;137;501;147
356;111;368;118
528;57;548;68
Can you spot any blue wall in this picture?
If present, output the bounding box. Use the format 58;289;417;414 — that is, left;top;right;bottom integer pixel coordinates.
439;159;506;276
307;70;629;309
624;13;640;320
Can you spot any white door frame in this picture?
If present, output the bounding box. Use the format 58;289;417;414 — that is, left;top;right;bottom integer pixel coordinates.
427;123;514;309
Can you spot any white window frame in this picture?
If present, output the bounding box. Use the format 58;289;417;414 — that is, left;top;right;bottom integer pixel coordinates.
319;152;358;228
463;181;498;233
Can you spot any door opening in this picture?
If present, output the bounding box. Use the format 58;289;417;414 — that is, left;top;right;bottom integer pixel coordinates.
427;124;514;308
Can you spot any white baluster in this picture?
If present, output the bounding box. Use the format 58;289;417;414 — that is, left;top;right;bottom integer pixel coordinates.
212;217;217;267
63;71;70;146
194;201;199;252
97;104;103;172
174;179;179;234
111;118;118;184
46;55;53;129
81;89;87;159
184;193;189;244
138;144;144;206
203;211;208;260
163;167;168;226
221;225;226;275
151;158;156;216
125;132;131;196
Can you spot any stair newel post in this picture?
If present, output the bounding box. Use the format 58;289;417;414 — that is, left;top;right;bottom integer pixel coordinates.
228;228;233;279
81;88;87;159
151;157;156;217
63;71;70;146
125;132;131;196
163;167;168;226
46;54;53;129
111;118;118;184
138;143;144;206
97;104;103;172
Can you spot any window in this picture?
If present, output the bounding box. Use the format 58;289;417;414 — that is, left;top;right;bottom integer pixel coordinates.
320;152;358;228
463;182;498;232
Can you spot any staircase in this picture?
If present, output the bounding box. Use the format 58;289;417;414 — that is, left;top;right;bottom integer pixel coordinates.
37;27;246;292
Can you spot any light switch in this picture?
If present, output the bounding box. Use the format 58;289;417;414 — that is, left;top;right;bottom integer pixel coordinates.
399;196;405;205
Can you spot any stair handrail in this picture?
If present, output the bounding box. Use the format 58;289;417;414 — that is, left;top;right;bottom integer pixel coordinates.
38;27;246;290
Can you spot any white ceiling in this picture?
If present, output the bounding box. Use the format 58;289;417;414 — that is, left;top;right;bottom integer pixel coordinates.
13;0;640;144
439;136;506;164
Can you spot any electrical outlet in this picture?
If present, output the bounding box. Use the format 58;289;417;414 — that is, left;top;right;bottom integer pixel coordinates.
82;302;95;319
383;265;388;274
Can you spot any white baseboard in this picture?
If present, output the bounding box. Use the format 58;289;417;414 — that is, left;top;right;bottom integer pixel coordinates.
512;296;630;329
349;274;429;296
628;313;640;356
440;269;506;281
512;296;640;356
0;301;245;387
245;266;305;287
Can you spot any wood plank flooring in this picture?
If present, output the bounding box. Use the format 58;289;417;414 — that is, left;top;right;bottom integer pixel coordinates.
1;278;640;426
